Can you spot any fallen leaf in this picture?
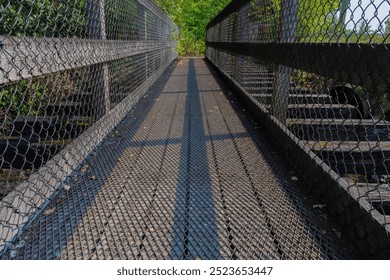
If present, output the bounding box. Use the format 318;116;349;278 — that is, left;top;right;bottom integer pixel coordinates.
63;184;71;191
313;204;326;210
346;173;366;183
90;176;97;180
80;167;87;173
43;208;55;215
332;228;342;238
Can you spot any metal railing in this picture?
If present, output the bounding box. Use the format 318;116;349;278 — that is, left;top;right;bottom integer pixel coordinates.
206;0;390;258
0;0;177;253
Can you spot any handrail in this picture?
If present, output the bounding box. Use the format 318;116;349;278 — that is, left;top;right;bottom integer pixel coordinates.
206;0;390;259
0;0;177;254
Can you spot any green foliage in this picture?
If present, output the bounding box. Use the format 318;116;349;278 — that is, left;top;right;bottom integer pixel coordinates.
296;0;340;42
0;72;78;117
156;0;230;55
0;0;86;37
385;19;390;37
295;0;388;44
248;0;279;42
105;0;139;40
0;80;46;117
0;0;85;118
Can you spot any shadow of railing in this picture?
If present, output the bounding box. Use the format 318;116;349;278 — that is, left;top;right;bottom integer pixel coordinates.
169;59;221;259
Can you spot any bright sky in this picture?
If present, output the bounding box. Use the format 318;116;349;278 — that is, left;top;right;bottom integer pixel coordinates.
345;0;390;30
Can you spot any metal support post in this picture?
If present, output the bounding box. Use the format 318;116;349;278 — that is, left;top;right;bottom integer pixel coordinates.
87;0;110;118
273;0;298;124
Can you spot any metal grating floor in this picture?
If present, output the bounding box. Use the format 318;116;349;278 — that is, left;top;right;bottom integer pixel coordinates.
2;58;360;260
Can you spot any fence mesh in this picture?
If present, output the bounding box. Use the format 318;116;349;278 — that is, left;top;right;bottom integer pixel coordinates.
206;0;390;258
0;0;177;252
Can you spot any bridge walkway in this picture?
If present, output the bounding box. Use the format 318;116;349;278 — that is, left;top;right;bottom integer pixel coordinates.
2;58;359;260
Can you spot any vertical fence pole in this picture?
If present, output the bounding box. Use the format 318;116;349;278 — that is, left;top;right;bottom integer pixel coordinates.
234;6;246;84
339;0;350;26
87;0;110;118
138;4;149;79
338;0;350;37
272;0;298;123
230;12;238;77
144;7;149;78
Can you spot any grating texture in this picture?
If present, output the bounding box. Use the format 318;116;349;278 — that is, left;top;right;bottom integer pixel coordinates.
1;58;360;260
206;0;390;258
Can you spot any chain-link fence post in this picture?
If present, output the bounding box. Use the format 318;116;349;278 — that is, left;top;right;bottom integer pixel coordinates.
138;4;149;79
145;9;149;78
272;0;298;123
339;0;350;27
87;0;110;118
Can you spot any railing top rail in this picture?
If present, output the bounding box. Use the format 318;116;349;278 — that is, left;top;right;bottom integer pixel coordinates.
205;0;390;259
0;0;178;255
206;0;250;30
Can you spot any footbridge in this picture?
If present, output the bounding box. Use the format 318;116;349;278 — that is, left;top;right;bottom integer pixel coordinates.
0;0;389;259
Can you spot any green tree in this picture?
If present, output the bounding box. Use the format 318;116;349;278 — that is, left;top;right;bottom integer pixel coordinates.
296;0;339;42
384;19;390;37
0;0;86;117
356;20;372;43
156;0;230;55
357;21;369;35
0;0;86;37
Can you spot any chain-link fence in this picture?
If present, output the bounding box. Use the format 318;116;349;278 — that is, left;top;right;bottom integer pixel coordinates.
0;0;177;253
206;0;390;258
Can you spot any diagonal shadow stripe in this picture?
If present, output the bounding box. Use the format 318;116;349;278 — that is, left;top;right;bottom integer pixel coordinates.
120;132;252;149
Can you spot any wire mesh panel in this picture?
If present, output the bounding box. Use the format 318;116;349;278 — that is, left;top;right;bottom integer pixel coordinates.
0;0;177;253
0;57;361;260
206;0;390;258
